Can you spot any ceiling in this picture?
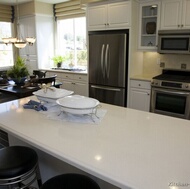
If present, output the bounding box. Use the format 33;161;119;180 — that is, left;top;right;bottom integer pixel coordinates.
0;0;68;5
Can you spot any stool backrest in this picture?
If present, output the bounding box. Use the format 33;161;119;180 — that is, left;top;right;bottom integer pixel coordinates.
38;75;57;86
33;70;47;78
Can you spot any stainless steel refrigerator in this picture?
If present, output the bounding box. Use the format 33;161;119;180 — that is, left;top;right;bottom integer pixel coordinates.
88;30;129;107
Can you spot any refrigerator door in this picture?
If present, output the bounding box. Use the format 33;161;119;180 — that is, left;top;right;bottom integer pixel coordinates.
89;84;126;107
89;33;127;88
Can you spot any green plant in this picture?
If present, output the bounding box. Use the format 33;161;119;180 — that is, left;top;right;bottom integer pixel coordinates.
52;55;65;65
7;56;29;81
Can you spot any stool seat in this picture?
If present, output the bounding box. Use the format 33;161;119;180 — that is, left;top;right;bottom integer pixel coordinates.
0;146;38;179
0;146;42;188
41;173;100;189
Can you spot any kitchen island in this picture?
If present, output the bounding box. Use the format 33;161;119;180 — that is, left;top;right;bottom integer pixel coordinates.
0;96;190;189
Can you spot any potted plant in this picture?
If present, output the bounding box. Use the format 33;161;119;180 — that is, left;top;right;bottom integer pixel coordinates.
52;55;64;68
7;56;29;85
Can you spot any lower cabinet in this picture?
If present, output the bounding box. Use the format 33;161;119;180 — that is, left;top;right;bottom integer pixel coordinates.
46;71;88;97
129;79;151;112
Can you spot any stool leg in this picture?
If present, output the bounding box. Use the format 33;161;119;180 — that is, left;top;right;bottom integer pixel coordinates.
36;165;42;188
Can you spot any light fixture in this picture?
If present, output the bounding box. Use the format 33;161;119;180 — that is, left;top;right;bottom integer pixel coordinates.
2;0;36;49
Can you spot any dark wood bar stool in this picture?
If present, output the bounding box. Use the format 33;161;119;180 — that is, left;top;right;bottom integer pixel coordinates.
41;173;100;189
0;146;42;189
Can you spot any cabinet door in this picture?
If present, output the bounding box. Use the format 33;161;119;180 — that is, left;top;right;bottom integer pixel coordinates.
19;16;37;56
87;5;107;31
74;82;88;96
160;0;182;30
182;0;190;28
107;1;131;29
138;1;160;50
129;88;150;112
61;80;74;91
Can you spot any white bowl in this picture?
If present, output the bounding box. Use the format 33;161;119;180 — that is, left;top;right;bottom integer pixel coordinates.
33;88;74;103
56;95;100;115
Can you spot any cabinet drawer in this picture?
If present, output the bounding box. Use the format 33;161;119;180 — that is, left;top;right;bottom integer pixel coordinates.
73;74;88;82
130;79;151;89
62;73;74;80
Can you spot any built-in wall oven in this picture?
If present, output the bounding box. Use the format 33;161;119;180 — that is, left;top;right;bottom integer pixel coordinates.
151;69;190;119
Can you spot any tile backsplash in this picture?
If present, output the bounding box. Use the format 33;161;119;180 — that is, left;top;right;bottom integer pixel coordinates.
143;52;190;75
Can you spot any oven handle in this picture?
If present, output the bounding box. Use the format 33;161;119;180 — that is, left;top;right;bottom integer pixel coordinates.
152;88;190;96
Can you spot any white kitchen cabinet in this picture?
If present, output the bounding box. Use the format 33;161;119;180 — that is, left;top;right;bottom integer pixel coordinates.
87;0;131;31
17;2;54;74
129;79;151;112
46;71;88;97
160;0;190;30
19;16;38;73
138;1;161;50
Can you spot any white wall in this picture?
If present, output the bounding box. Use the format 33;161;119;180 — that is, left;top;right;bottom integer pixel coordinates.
142;52;190;75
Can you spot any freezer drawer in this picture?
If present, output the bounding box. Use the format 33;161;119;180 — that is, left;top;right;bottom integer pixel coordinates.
89;84;126;107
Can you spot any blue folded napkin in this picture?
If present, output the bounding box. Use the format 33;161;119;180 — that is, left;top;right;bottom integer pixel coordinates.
23;100;47;111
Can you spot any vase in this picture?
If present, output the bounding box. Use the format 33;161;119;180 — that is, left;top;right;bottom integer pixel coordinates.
12;77;27;86
57;62;62;68
146;22;156;34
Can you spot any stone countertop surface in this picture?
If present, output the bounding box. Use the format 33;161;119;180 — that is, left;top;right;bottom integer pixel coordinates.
130;73;159;82
0;96;189;189
40;68;88;75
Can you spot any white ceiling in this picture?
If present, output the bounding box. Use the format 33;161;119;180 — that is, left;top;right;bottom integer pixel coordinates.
0;0;68;5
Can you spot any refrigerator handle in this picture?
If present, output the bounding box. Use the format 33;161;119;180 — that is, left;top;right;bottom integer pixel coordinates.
91;85;121;92
105;44;110;79
101;44;105;78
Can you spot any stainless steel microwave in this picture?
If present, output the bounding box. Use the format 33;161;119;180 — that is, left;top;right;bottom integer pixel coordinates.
157;30;190;54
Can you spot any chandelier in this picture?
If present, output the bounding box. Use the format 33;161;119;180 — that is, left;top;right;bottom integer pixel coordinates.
2;0;36;49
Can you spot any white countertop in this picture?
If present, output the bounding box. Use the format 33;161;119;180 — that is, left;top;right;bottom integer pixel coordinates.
40;68;88;75
130;73;157;81
0;96;190;189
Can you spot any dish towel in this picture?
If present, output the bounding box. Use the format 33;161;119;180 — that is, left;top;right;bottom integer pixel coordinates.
23;100;48;111
40;103;107;124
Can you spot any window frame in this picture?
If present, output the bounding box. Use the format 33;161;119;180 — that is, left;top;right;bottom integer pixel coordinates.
55;16;87;69
0;22;16;70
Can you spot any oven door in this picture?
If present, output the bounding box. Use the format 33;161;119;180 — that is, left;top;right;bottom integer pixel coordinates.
151;87;190;119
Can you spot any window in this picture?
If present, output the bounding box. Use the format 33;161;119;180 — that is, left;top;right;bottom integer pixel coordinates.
0;22;14;68
57;17;87;69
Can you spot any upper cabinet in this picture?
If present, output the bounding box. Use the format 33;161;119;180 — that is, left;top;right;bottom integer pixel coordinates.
138;1;161;50
87;0;131;31
160;0;190;30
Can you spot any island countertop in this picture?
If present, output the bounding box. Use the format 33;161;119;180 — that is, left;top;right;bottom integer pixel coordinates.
0;96;190;189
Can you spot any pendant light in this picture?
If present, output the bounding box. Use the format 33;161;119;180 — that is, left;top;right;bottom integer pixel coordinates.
2;0;36;49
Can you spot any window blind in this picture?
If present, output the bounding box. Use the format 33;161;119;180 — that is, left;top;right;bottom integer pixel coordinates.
0;4;14;23
54;0;85;20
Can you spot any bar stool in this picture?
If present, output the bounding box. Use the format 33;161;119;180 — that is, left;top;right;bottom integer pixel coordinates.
41;173;100;189
0;146;42;189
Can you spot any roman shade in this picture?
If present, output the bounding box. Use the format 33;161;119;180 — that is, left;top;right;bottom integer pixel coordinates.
0;4;14;23
54;0;85;20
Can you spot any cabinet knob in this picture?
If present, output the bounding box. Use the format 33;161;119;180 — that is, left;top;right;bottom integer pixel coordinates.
107;23;109;26
181;24;184;27
147;93;150;96
138;84;141;86
178;25;180;27
105;23;107;26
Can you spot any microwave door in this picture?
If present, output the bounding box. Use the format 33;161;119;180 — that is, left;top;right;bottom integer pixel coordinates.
158;35;190;54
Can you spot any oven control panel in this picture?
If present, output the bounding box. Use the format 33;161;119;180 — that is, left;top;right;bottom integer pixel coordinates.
151;79;190;90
